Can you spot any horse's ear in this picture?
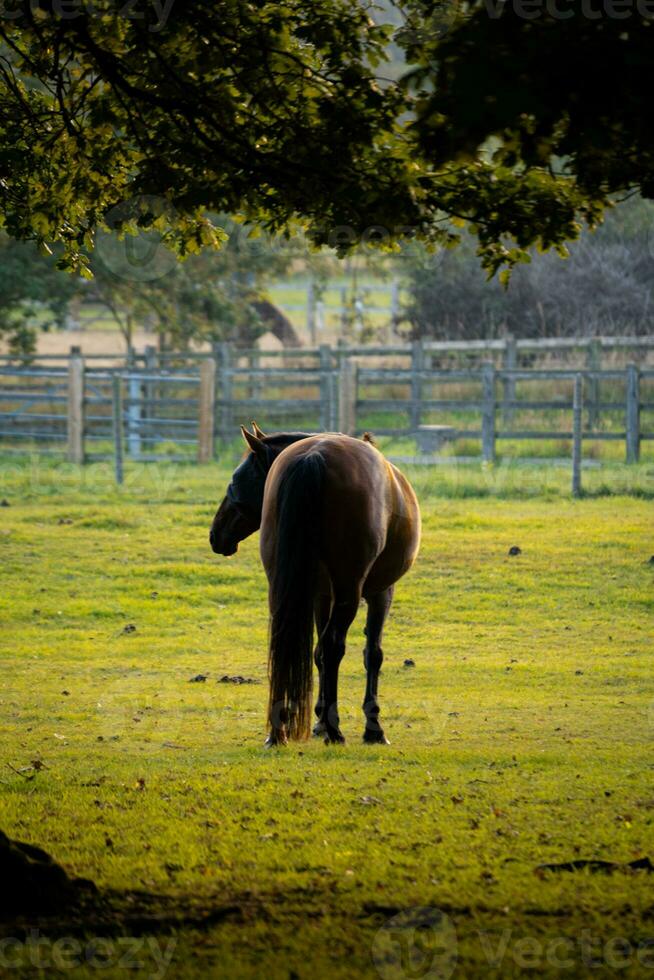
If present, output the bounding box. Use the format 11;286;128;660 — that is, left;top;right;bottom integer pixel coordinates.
251;420;266;439
241;425;267;461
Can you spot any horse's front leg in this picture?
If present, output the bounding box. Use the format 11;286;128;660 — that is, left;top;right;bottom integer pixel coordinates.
319;595;359;744
362;586;394;744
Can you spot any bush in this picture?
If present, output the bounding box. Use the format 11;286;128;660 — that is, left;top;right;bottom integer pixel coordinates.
402;196;654;339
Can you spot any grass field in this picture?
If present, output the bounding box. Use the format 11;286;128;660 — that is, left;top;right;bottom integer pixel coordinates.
0;453;653;978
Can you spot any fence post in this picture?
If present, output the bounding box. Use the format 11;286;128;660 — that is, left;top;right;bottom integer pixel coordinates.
316;299;325;335
626;362;640;463
340;286;348;334
586;338;601;430
502;335;517;426
390;279;400;325
248;351;260;403
67;348;84;464
143;345;157;450
112;374;124;485
330;359;339;431
219;342;233;443
481;361;496;463
198;357;217;463
410;339;424;434
144;345;157;371
339;356;357;435
307;279;316;344
572;373;583;497
319;344;332;431
126;348;141;459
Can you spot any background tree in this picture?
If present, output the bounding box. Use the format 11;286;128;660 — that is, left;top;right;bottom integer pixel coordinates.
4;0;654;338
88;216;319;350
0;234;79;355
401;196;654;339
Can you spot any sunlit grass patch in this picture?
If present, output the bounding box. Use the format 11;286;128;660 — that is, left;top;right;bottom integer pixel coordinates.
0;454;653;977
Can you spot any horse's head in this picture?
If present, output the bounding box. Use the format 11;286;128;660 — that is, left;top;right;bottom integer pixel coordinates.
210;423;270;556
210;423;315;556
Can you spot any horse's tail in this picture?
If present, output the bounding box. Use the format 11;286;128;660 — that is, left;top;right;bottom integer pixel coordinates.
268;451;325;740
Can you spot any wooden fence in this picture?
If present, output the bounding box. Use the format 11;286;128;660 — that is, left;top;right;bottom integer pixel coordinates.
0;361;210;467
0;338;652;492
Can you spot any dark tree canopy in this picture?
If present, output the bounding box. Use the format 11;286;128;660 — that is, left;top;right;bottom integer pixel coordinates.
0;0;424;272
405;0;654;200
1;0;654;277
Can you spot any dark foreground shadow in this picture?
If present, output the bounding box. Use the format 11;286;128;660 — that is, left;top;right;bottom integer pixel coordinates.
0;830;242;939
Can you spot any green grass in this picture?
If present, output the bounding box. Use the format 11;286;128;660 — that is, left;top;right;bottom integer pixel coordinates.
0;454;653;978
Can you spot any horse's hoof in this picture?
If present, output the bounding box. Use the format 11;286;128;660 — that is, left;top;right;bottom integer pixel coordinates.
324;732;346;745
264;733;287;749
363;730;390;745
312;721;327;737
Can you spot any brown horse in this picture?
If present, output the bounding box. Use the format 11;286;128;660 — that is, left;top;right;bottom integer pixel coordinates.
210;423;421;746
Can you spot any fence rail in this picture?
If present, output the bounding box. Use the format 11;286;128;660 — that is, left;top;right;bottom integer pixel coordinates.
0;359;207;475
0;339;652;493
2;333;654;364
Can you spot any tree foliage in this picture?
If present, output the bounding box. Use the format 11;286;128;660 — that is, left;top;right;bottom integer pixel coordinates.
0;0;423;272
399;0;654;274
404;0;654;202
88;217;309;349
1;0;653;283
0;234;78;354
402;196;654;339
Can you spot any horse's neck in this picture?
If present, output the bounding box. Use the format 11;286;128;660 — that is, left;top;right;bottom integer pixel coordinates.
268;432;313;454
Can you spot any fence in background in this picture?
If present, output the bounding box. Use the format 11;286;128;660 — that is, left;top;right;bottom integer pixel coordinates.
0;337;652;492
267;279;401;341
7;332;654;372
0;357;213;473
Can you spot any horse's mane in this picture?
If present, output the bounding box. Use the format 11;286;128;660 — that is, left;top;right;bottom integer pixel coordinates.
263;431;312;449
263;430;378;448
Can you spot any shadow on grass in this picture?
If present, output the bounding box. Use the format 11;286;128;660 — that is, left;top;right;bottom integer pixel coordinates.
0;888;243;941
578;485;654;500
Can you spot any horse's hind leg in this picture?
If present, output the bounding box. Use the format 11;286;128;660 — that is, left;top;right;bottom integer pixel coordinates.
312;593;332;737
319;594;359;744
362;586;394;745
